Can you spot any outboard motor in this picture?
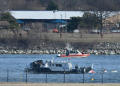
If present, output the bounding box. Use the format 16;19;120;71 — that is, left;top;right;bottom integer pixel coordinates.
75;65;79;72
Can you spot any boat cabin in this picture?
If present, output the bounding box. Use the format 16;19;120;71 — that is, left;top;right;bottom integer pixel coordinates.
66;50;81;56
69;50;80;54
48;62;73;71
29;59;73;72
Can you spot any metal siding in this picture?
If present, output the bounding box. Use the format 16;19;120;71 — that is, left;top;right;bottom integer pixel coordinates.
10;11;84;20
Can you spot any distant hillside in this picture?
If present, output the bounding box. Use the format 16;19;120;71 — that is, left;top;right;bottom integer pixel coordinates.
1;0;120;11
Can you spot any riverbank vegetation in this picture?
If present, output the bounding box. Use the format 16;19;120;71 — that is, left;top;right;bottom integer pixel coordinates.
1;0;120;11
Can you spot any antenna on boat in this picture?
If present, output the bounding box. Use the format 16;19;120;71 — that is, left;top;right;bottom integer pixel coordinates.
50;57;54;63
91;63;94;69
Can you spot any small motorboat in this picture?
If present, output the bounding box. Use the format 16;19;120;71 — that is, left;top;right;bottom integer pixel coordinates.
24;57;94;74
104;70;107;73
111;70;117;73
109;51;115;55
57;48;90;58
102;68;107;73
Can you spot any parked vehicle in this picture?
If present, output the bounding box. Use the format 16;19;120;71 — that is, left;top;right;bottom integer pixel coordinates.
110;28;120;33
53;29;58;33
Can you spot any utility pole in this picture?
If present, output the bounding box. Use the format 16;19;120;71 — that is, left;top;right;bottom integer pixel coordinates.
64;1;68;33
53;10;57;29
53;10;57;19
61;14;62;33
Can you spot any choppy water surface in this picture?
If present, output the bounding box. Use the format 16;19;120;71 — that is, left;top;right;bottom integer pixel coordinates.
0;54;120;83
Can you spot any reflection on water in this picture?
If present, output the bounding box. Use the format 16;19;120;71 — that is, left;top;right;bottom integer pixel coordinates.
0;54;120;83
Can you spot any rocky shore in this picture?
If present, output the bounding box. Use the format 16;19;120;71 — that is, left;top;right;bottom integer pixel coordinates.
0;48;119;55
0;42;120;55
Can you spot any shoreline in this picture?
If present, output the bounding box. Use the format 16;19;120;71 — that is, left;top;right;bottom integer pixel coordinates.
0;49;119;55
0;42;119;55
0;82;120;86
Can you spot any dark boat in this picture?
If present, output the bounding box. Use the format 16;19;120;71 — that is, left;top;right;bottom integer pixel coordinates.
24;58;94;74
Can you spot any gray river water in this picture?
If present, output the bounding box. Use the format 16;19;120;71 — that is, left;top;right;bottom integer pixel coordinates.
0;54;120;83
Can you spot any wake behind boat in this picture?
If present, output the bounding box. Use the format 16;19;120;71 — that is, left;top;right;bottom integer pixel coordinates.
57;48;90;58
24;57;94;74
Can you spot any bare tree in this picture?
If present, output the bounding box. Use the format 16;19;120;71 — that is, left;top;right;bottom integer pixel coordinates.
92;0;116;34
26;0;43;10
28;22;43;38
0;0;11;12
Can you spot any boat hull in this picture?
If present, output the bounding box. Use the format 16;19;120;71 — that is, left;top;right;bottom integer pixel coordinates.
25;67;92;74
60;54;90;58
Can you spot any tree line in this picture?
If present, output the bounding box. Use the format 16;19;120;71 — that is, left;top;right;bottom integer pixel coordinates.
0;0;120;11
67;12;101;32
0;0;120;32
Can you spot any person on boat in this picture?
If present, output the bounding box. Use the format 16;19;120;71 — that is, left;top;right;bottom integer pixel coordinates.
66;48;69;56
84;67;86;73
51;58;54;63
81;67;86;73
75;65;78;69
45;61;48;67
82;51;85;54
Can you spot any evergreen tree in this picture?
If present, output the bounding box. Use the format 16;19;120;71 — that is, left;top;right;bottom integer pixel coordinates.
67;17;81;32
1;12;19;29
45;0;59;10
81;11;100;28
67;12;100;32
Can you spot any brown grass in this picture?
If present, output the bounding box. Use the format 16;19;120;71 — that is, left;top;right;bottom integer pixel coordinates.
41;33;120;43
1;30;120;43
0;29;120;50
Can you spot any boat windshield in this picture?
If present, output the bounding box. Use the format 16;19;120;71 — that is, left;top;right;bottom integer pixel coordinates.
69;50;81;54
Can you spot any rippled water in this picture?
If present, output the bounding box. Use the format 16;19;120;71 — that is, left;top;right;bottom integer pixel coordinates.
0;54;120;83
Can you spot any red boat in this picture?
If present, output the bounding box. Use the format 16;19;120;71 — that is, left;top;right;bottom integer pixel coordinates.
60;54;89;57
57;49;90;58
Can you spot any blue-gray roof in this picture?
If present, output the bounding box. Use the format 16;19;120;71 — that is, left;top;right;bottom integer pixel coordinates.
10;10;119;20
10;10;84;20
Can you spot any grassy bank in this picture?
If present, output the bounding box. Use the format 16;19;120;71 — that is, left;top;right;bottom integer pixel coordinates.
0;29;120;43
41;33;120;43
2;32;119;43
0;29;120;50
